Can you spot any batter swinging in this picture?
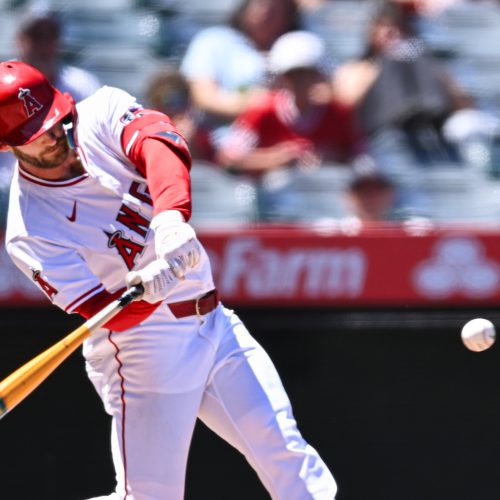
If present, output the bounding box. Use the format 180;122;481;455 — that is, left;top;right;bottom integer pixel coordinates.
1;61;337;500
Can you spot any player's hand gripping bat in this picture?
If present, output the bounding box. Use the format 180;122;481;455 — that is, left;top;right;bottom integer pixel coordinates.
0;285;144;420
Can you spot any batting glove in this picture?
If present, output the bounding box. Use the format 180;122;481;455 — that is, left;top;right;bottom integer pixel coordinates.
126;258;177;304
150;210;202;279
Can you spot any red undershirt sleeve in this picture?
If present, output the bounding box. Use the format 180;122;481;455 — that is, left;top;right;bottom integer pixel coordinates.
134;138;192;220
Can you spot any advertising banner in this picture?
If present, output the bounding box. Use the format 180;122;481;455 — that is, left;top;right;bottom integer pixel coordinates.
2;225;500;307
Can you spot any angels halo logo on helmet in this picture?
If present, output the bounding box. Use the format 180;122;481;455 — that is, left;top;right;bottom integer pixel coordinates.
0;61;74;147
18;87;44;117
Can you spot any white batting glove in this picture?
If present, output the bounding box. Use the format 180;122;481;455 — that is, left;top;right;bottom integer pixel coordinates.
125;258;177;304
150;210;202;279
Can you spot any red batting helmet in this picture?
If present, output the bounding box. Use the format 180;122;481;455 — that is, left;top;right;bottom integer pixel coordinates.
0;61;73;146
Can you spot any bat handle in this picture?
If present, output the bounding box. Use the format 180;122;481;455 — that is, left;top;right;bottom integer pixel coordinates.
84;284;144;332
120;284;144;306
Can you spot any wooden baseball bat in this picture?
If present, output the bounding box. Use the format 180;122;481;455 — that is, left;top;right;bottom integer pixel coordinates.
0;285;143;420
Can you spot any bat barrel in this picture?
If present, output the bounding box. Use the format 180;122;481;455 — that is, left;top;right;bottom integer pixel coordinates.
0;285;143;420
0;323;91;419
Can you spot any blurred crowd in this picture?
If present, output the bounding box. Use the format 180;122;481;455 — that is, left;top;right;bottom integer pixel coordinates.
1;0;500;227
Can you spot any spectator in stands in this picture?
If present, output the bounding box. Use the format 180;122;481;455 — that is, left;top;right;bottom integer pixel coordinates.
343;156;400;224
390;0;469;18
216;31;363;174
332;1;474;168
145;66;213;161
16;13;101;102
180;0;302;149
216;30;364;221
322;155;432;234
295;0;327;11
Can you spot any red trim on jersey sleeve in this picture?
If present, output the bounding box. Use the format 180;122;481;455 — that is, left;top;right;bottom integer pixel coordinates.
74;287;161;332
121;109;192;220
65;284;104;312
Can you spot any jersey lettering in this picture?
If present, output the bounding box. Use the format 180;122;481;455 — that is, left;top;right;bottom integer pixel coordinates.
31;268;58;300
129;181;153;205
105;230;144;270
18;88;44;117
116;204;150;238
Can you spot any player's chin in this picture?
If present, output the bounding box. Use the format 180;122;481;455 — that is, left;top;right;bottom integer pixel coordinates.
41;147;70;168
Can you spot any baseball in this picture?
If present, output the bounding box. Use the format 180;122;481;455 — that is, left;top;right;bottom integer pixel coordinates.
461;318;496;352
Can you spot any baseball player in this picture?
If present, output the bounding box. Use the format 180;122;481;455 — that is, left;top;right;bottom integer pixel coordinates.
1;61;337;500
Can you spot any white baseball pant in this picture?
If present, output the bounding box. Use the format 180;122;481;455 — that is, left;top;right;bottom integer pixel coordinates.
83;303;337;500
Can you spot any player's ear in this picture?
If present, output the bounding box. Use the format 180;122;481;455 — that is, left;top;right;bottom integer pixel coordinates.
0;141;11;152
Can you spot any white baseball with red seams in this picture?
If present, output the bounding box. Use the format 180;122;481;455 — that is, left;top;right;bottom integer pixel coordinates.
461;318;496;352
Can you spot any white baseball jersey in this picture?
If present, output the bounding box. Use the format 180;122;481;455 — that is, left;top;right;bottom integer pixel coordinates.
6;86;214;314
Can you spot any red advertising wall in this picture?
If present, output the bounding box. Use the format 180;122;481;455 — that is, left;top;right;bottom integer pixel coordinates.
2;224;500;307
